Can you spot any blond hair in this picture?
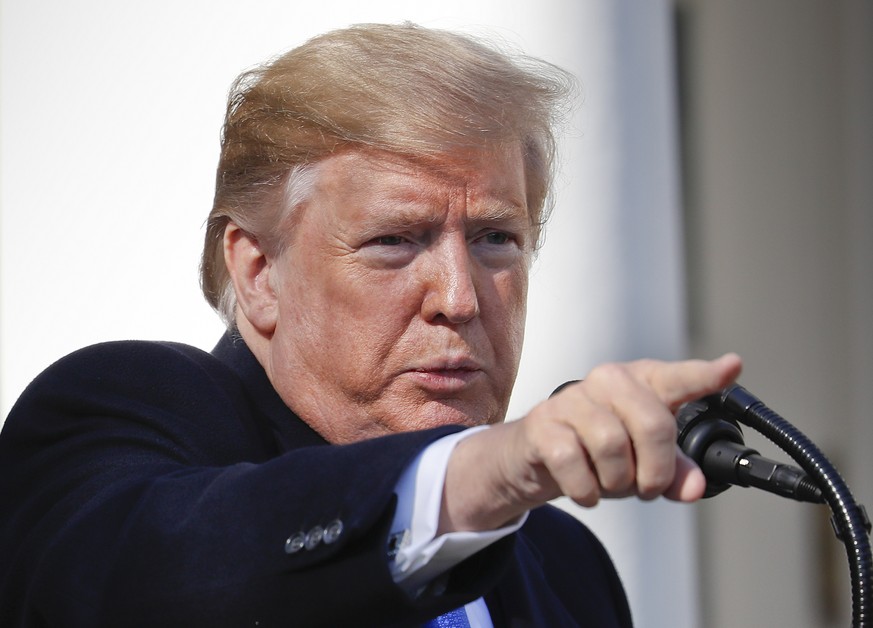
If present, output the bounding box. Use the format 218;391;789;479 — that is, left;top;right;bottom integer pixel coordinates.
200;23;574;326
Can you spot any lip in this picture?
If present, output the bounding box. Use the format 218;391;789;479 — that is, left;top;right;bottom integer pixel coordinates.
405;358;484;394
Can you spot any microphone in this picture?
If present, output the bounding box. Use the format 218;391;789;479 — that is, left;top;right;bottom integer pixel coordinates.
551;381;824;503
675;391;823;503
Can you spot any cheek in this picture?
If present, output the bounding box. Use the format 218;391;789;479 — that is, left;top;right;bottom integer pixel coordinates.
486;268;529;354
327;264;422;331
277;261;418;365
497;266;529;319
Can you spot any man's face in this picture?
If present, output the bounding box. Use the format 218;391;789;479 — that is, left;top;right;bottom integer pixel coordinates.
261;145;532;444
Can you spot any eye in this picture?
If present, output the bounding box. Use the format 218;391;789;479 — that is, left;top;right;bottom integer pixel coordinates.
471;229;526;269
358;233;417;269
373;235;406;246
482;231;510;245
474;231;516;246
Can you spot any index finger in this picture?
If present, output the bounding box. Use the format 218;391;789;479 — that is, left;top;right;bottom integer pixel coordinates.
644;353;743;410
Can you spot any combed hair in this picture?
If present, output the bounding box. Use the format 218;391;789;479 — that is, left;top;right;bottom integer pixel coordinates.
200;22;576;327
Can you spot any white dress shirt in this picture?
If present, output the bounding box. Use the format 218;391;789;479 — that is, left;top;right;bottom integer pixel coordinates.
389;426;528;627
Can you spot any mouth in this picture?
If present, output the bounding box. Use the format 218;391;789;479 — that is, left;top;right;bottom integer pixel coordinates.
406;360;484;394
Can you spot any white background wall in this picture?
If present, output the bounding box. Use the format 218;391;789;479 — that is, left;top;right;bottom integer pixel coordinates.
1;1;710;626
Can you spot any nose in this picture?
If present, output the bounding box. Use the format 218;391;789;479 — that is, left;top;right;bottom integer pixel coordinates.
421;237;480;325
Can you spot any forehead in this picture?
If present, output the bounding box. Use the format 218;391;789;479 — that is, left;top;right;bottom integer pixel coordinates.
312;145;528;218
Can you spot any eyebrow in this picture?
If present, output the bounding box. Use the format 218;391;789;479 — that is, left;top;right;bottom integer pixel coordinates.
360;193;528;231
467;199;529;223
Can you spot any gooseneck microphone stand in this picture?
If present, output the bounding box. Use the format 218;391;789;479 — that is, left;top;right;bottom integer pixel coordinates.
677;385;872;627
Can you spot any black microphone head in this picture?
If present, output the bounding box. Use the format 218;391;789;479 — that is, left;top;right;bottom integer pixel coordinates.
675;394;745;498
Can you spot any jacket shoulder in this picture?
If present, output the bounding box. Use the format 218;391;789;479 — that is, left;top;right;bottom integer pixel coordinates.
3;340;272;464
29;339;233;391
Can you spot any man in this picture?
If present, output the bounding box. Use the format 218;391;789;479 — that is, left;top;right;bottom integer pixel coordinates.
0;23;741;627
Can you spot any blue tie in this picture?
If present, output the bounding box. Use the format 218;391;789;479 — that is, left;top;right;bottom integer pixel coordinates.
424;606;471;627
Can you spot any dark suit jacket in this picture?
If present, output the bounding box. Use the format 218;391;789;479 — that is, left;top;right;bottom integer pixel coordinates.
0;334;632;627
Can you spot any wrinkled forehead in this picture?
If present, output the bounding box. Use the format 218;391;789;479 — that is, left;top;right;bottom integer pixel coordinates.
314;144;529;212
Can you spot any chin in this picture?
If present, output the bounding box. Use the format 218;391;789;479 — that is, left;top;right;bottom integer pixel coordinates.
400;399;503;431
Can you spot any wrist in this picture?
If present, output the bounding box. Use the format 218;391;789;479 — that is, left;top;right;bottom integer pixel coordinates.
439;423;531;534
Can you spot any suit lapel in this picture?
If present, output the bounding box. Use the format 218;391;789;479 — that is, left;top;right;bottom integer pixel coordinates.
484;529;581;628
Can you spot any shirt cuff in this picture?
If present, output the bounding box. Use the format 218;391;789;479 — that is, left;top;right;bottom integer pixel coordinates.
388;426;528;594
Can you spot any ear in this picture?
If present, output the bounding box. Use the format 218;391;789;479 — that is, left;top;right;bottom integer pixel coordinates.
223;222;278;335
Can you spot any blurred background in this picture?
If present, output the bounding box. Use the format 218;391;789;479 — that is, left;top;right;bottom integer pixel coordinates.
2;1;870;626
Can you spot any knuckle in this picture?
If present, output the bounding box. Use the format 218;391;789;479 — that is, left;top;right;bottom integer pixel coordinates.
581;410;629;456
526;401;555;424
586;362;631;387
542;441;581;471
637;413;677;444
588;425;629;460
